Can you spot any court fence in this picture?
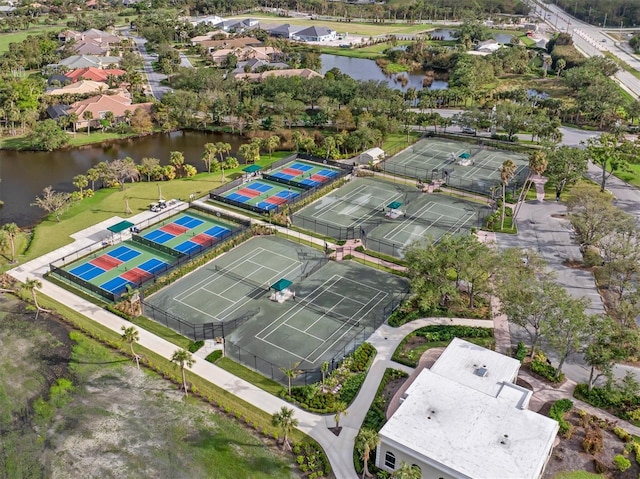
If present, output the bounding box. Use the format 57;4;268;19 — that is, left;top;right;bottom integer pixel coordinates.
49;209;251;303
208;154;353;216
225;288;411;386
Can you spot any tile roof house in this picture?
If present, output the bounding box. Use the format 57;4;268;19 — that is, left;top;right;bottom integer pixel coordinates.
65;67;126;83
234;68;323;81
72;40;110;56
377;338;558;479
267;24;304;39
46;80;110;96
66;94;152;129
293;26;337;42
55;54;122;70
192;36;262;51
210;46;280;65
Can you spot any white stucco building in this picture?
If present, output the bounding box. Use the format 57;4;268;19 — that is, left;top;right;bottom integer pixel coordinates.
377;338;558;479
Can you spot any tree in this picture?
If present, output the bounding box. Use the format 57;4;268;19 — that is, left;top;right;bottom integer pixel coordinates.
82;110;94;135
513;150;548;220
130;107;153;133
496;102;529;141
1;223;19;263
202;142;216;173
281;362;301;396
238;142;260;164
263;135;280;160
271;406;298;451
355;428;380;478
587;133;638;192
138;157;160;182
321;360;329;389
556;58;567;76
120;325;140;368
27;119;69;151
392;463;422;479
31;186;73;222
500;159;516;230
566;183;621;249
215;142;232;164
543;294;592;377
86;167;100;190
334;401;348;429
108;157;140;188
544;146;588;200
22;277;48;320
170;348;195;397
169;151;185;178
72;174;88;197
68;112;79;133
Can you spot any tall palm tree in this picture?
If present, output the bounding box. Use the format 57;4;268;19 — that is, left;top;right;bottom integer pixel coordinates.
271;406;298;451
334;400;348;429
169;151;185;178
355;428;380;478
68;112;79;133
215;142;232;164
281;362;301;396
2;222;19;263
392;463;422;479
82;111;94;135
513;150;548;221
171;348;195;397
22;277;47;320
264;135;280;160
500;159;517;230
121;325;140;368
202;142;217;173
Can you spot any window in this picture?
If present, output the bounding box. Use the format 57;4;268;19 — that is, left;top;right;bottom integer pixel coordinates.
384;451;396;469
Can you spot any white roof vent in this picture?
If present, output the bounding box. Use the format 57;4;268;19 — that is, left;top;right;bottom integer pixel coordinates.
474;366;488;377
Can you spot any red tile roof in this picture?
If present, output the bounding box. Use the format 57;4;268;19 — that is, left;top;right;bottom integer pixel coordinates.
65;67;126;83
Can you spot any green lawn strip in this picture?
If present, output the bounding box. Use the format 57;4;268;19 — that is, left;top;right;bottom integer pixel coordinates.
0;24;65;53
0;130;163;150
605;51;640;80
347;254;403;275
552;472;603;479
130;315;192;349
615;162;640;188
34;292;311;445
216;357;284;396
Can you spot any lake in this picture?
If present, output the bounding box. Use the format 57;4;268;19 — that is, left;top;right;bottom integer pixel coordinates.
320;54;449;92
1;130;243;227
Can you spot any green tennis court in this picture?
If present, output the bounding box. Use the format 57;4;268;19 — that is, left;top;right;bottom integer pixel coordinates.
292;177;491;257
144;236;409;384
383;137;529;196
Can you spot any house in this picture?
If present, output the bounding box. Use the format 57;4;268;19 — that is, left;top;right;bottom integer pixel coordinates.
54;54;122;70
232;58;289;74
212;18;260;33
65;94;152;129
46;104;70;120
189;15;224;27
46;80;110;96
234;68;323;81
268;24;304;39
210;46;280;65
72;40;110;56
293;26;337;43
65;67;126;83
193;36;262;52
377;338;558;479
358;147;385;165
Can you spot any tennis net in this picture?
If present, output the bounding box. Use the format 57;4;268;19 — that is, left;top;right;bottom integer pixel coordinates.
213;265;269;291
295;296;361;327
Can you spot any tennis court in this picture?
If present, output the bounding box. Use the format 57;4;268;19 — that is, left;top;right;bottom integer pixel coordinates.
383;138;529;196
265;160;341;189
140;211;238;255
144;236;408;384
63;243;175;297
292;177;491;257
218;179;304;212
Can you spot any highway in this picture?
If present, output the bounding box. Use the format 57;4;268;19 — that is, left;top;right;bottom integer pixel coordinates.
528;0;640;98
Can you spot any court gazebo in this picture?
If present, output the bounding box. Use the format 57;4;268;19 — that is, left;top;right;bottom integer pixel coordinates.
107;220;135;241
458;152;471;159
243;164;262;173
387;201;402;210
270;279;292;291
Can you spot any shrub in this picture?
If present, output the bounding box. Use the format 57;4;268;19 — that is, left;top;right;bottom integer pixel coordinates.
514;341;527;362
338;372;366;405
530;351;564;383
582;426;604;454
614;454;631;472
613;426;633;443
549;399;573;437
593;458;608;474
205;350;222;363
188;340;205;353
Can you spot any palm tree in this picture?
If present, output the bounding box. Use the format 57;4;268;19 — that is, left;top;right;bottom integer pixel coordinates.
334;400;348;429
121;325;140;368
513;150;548;221
500;159;516;230
271;406;298;451
171;348;195;397
202;142;217;173
2;222;19;263
281;362;301;396
263;135;280;160
68;112;79;133
355;428;380;478
22;277;48;320
215;141;232;164
82;111;94;135
169;151;185;178
392;463;422;479
321;360;329;389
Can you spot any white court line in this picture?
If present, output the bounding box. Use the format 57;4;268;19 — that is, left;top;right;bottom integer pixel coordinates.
382;202;437;239
441;211;477;237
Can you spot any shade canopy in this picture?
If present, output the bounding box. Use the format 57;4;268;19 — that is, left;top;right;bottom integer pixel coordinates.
387;201;402;210
108;220;134;233
458;152;471;159
243;164;262;173
270;278;292;291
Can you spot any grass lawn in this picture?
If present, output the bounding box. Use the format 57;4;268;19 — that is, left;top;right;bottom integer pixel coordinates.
615;162;640;188
382;131;421;156
394;336;494;367
131;315;192;349
0;24;65;53
0;130;161;150
216;357;284;396
316;40;411;59
553;473;603;479
226;14;435;36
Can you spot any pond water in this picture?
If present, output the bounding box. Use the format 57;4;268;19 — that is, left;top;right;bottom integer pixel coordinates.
1;130;243;227
320;54;449;92
427;29;457;41
494;33;515;44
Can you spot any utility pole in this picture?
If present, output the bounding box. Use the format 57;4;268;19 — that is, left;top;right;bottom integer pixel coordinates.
603;13;607;29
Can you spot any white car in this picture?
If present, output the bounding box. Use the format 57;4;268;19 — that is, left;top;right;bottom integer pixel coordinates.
461;127;476;135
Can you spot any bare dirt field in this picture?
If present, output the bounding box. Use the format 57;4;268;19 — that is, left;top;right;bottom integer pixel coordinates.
0;293;299;479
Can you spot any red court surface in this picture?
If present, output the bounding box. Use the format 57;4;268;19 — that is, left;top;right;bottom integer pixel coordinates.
121;268;152;283
191;233;215;245
281;168;303;176
237;188;261;198
311;174;329;183
160;223;189;235
266;196;287;205
90;255;122;270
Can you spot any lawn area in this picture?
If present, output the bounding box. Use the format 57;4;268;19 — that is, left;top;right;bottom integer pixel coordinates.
616;162;640;188
316;40;412;59
216;357;284;396
382;131;421;156
0;130;158;150
0;24;65;53
553;472;603;479
227;14;435;36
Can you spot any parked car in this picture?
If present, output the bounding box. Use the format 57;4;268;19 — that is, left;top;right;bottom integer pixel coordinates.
461;127;476;135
